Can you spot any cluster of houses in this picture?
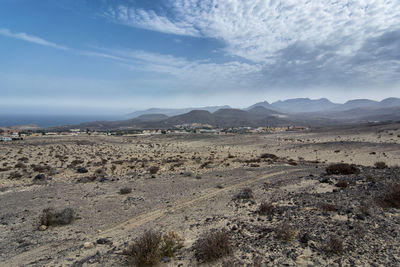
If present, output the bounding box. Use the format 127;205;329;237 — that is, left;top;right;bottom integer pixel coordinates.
0;131;24;142
174;124;307;134
0;124;308;141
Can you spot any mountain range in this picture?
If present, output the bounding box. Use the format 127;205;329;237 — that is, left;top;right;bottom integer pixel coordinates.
248;97;400;113
49;97;400;131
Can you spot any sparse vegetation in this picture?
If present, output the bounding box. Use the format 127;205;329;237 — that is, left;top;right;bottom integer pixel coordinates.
120;187;132;195
324;236;344;255
258;201;274;215
8;171;22;179
326;163;360;175
275;223;298;241
233;188;254;200
374;161;388;169
336;180;349;188
194;229;232;263
319;202;340;212
378;183;400;208
260;153;278;160
148;166;159;174
161;231;184;258
124;230;184;266
39;207;75;226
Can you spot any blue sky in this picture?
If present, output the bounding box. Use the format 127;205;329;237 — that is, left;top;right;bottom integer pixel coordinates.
1;0;400;114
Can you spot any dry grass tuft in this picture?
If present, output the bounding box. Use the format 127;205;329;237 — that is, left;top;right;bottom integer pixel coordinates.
258;201;274;215
194;229;232;263
378;183;400;208
125;230;184;266
324;236;344;255
374;161;388;169
39;207;75;226
275;223;298;241
326;163;360;175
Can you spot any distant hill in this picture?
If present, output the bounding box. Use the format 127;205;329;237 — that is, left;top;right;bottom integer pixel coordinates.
136;114;168;122
247;97;400;113
48;97;400;131
248;98;340;113
333;99;380;111
128;105;231;118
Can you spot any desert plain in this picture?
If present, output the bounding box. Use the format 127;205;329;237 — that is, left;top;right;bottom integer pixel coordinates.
0;122;399;266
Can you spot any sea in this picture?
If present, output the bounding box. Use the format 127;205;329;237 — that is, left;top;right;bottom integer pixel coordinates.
0;114;126;128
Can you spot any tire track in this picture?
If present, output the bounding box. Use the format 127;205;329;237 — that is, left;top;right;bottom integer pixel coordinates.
2;168;299;266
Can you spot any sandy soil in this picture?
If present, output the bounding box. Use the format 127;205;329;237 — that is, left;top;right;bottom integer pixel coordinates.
0;123;399;266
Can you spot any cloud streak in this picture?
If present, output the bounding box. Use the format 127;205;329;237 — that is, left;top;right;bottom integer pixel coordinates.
105;0;400;62
91;47;263;93
103;0;400;91
0;28;68;50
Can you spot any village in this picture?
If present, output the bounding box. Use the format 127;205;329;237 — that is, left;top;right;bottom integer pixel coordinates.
0;124;308;141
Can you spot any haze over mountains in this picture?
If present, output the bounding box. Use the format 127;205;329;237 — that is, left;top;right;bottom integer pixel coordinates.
129;106;231;118
45;97;400;131
247;97;400;113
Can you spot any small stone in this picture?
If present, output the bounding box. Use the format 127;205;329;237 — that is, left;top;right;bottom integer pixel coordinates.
84;242;94;249
77;167;88;174
38;225;47;231
97;238;112;245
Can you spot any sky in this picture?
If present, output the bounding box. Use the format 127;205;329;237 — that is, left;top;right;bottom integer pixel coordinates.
1;0;400;115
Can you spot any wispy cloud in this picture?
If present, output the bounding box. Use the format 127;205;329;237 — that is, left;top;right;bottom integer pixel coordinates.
0;28;68;50
90;47;263;92
105;6;200;37
105;0;400;62
102;0;400;90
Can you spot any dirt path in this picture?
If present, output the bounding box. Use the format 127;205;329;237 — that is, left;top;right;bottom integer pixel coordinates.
2;168;299;267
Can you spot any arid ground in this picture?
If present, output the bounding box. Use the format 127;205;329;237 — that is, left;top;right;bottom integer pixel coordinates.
1;123;399;266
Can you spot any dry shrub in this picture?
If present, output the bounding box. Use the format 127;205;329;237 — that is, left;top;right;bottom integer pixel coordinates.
125;231;162;266
18;157;29;162
233;188;254;200
120;187;132;195
94;168;107;178
319;202;340;212
260;153;278;160
374;161;388;169
275;223;298;241
194;229;232;263
8;171;22;179
336;180;349;188
258;201;274;215
125;230;183;266
14;162;26;169
325;163;360;175
245;158;261;163
162;231;184;258
40;207;75;226
148;166;159;174
324;236;343;255
379;183;400;208
31;164;51;173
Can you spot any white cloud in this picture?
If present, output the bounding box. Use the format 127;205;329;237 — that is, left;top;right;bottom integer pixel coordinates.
106;0;400;62
105;5;199;37
92;47;263;91
0;28;68;50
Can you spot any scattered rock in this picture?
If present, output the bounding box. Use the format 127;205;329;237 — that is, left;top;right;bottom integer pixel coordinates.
120;187;132;195
38;225;47;231
77;167;89;173
84;242;94;249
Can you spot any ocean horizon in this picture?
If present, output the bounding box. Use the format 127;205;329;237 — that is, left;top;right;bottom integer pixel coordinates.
0;114;126;128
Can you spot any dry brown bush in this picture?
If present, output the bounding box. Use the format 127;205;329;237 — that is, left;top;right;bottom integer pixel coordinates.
194;229;232;263
326;163;360;175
